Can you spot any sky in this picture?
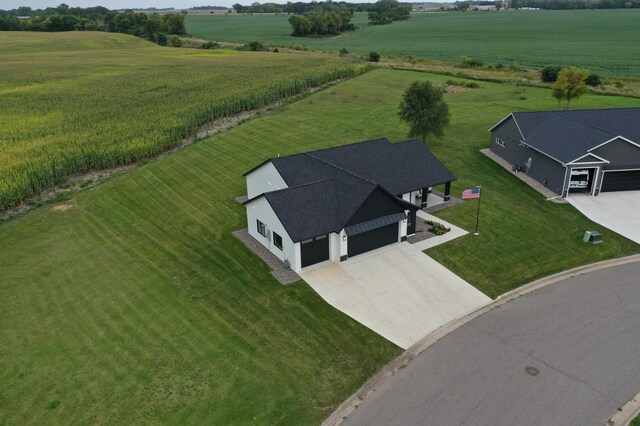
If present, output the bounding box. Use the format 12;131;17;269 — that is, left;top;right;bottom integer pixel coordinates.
2;0;379;11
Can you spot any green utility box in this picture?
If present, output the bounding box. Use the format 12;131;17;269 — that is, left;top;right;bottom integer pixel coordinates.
583;231;603;244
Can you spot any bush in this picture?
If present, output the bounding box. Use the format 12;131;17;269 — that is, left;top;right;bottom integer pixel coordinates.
540;65;562;82
494;63;504;69
157;33;167;46
169;34;182;47
426;220;450;235
460;56;484;68
615;81;624;88
339;47;348;55
585;73;602;87
445;79;481;88
240;40;265;51
201;41;219;49
509;63;522;72
368;51;380;62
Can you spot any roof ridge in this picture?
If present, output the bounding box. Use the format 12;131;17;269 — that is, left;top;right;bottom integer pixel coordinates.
303;137;390;156
556;112;617;137
304;152;379;186
266;177;334;195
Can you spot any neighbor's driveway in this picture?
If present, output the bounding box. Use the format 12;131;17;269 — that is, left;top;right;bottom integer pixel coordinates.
299;243;490;349
567;192;640;244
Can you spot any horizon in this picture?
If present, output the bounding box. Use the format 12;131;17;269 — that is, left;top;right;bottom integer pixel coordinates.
1;0;397;12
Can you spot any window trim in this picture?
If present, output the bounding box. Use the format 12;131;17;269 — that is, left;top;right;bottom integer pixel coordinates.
273;232;283;250
495;137;506;147
257;220;266;237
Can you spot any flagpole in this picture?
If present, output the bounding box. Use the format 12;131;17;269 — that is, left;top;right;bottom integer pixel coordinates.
474;185;481;236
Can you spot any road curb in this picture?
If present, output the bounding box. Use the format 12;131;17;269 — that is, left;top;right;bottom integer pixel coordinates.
607;391;640;426
322;254;640;426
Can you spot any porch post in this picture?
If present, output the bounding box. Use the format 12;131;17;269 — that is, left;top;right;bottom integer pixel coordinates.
444;182;451;201
421;187;428;209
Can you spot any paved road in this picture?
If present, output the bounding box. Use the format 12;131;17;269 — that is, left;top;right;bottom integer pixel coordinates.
343;262;640;426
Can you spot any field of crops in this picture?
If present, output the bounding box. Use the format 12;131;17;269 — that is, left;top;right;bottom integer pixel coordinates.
0;31;362;211
187;9;640;77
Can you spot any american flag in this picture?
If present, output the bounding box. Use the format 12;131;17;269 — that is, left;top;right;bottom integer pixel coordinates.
462;187;481;199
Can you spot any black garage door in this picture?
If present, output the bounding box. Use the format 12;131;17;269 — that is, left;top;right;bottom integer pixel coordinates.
301;235;329;268
601;170;640;192
347;223;398;258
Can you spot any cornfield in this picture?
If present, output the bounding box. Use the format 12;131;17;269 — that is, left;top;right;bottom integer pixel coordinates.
0;31;365;210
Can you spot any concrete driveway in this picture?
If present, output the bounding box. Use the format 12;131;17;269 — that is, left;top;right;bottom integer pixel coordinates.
567;192;640;244
299;243;490;349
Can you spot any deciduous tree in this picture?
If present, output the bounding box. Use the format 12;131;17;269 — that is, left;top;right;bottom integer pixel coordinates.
552;66;588;109
398;81;450;144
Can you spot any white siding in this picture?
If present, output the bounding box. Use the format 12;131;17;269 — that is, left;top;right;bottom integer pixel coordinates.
400;213;408;239
246;197;299;270
329;232;341;261
246;161;288;199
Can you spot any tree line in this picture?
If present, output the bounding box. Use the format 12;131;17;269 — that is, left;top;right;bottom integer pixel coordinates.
510;0;637;8
287;1;354;36
0;4;186;41
232;1;376;14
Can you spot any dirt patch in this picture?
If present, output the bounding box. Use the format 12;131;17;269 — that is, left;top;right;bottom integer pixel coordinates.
445;85;473;94
51;203;73;213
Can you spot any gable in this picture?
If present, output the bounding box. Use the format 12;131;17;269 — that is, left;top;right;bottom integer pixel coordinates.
590;137;640;166
245;160;288;199
568;153;608;164
346;188;409;227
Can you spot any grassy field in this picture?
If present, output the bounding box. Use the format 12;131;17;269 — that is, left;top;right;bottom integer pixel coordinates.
0;31;362;211
2;67;639;423
187;9;640;77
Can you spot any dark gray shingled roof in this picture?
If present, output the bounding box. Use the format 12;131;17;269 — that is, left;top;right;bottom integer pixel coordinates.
507;108;640;163
246;138;452;242
272;138;456;194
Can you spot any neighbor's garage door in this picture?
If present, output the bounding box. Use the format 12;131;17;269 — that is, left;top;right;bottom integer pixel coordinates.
347;223;398;258
301;235;330;268
601;170;640;192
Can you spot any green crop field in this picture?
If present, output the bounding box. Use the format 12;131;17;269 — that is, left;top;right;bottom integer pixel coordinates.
187;9;640;77
0;31;362;211
2;66;639;423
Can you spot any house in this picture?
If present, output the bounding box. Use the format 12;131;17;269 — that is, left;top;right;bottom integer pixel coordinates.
243;138;456;271
489;108;640;197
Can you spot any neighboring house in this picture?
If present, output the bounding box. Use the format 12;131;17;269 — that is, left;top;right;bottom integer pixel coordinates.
489;108;640;197
474;5;497;10
243;138;456;271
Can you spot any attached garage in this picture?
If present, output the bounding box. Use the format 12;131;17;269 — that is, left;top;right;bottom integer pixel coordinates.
600;170;640;192
348;223;399;258
345;213;405;259
300;235;329;268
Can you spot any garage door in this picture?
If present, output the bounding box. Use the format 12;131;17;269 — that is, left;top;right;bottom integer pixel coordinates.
348;223;398;258
301;235;329;268
601;170;640;192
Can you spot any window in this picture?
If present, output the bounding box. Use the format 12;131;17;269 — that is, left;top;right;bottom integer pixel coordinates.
273;232;283;250
257;220;266;237
495;138;506;147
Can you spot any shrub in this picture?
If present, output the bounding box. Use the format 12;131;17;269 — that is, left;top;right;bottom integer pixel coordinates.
273;48;279;53
445;79;481;88
201;41;219;49
339;47;348;55
368;52;380;62
509;63;522;72
460;56;484;68
169;34;182;47
494;63;504;69
615;81;624;88
585;74;602;87
426;220;450;235
157;33;167;46
540;65;562;82
241;41;265;51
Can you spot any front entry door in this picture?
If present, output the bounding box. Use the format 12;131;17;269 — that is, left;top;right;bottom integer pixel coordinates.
407;211;416;235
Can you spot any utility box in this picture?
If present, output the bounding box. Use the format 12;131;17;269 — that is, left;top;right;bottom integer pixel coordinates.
583;231;603;244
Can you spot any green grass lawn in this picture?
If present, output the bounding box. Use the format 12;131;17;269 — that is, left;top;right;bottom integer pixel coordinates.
632;414;640;426
1;68;639;423
187;9;640;77
0;31;360;211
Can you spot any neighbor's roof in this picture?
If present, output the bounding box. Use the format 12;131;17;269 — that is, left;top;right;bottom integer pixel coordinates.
492;108;640;164
244;138;452;241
